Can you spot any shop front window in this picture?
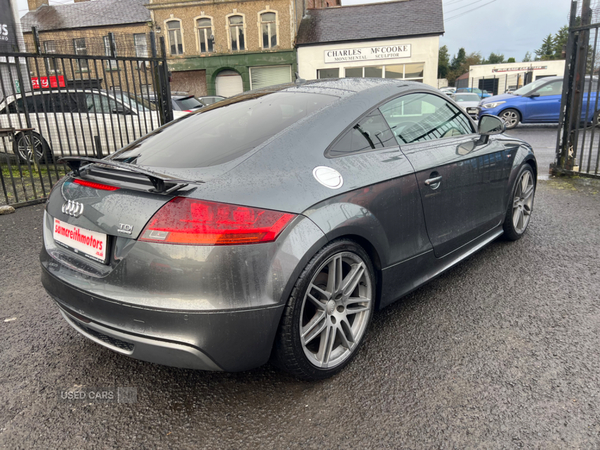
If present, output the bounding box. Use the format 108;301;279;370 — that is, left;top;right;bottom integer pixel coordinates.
317;68;339;79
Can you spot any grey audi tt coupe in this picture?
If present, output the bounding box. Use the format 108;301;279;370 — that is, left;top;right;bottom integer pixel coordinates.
40;78;536;380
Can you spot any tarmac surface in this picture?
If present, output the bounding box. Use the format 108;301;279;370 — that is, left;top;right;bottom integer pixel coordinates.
1;126;600;449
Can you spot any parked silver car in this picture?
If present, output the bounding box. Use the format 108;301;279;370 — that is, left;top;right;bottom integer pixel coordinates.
451;92;481;120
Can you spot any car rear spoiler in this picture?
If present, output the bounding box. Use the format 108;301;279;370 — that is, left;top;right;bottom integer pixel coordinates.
58;156;202;194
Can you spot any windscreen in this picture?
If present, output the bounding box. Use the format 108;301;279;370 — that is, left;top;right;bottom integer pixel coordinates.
513;78;551;96
175;96;203;110
111;91;337;168
454;94;480;102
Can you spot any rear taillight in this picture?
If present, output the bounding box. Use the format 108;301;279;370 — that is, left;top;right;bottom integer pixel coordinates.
140;198;296;245
73;178;119;191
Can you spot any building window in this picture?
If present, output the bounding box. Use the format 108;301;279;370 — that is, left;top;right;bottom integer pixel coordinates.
260;12;277;49
196;18;213;53
344;66;382;78
229;15;245;51
103;35;118;69
342;64;424;82
134;33;148;57
317;68;339;79
43;41;58;74
73;38;88;71
43;40;56;54
166;20;184;55
384;63;424;82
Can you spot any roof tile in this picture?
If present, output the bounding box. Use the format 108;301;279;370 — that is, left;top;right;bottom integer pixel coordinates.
296;0;444;46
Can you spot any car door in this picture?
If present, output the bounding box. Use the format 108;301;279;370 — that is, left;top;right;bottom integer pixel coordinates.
85;92;123;156
520;80;563;122
380;92;513;258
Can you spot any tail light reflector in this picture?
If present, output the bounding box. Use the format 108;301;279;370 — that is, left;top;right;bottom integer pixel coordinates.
73;179;119;191
140;198;296;246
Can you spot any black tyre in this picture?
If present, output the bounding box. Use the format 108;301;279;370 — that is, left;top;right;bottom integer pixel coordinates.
273;240;375;380
12;132;53;164
499;108;520;130
502;164;535;241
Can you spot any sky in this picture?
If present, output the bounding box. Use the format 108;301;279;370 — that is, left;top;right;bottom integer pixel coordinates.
14;0;574;62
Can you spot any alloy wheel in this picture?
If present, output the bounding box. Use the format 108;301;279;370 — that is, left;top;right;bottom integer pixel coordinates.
17;134;44;163
500;110;519;128
299;251;373;369
512;169;534;234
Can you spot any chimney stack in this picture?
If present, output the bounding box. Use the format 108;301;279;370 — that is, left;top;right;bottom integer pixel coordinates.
27;0;47;11
307;0;341;9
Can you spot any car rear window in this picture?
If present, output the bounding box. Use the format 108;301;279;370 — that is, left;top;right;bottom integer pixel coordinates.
112;91;337;168
174;96;203;110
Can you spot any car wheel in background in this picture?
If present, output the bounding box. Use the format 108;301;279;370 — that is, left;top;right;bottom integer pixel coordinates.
273;240;375;380
499;109;521;129
13;132;53;164
503;165;535;241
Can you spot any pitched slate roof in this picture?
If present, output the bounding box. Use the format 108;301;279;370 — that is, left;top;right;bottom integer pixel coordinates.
21;0;150;32
296;0;444;46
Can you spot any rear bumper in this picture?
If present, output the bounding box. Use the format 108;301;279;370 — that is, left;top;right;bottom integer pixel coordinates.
42;267;285;372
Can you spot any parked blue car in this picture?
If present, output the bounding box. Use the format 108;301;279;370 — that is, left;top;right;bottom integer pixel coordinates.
478;76;599;129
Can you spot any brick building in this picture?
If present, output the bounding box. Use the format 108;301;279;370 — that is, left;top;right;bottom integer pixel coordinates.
146;0;309;97
20;0;154;92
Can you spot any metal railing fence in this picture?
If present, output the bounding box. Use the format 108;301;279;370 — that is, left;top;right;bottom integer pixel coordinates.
0;34;172;206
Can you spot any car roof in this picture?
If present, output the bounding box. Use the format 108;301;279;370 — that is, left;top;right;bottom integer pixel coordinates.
245;78;440;104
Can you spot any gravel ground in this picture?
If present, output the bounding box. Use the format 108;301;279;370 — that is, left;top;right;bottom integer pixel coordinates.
1;129;600;448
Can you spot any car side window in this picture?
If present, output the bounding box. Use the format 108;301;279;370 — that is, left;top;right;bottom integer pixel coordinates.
328;110;396;157
380;93;474;144
86;93;118;114
44;93;81;113
6;95;49;114
535;81;563;97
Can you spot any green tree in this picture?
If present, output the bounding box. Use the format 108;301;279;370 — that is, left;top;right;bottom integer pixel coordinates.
535;34;556;60
507;57;516;63
447;50;482;85
485;52;505;64
438;45;450;79
553;25;569;59
450;47;467;72
522;51;532;62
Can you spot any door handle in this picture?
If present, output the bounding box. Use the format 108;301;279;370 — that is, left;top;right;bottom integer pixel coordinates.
425;176;442;186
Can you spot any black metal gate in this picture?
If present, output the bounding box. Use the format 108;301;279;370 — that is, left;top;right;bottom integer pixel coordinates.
0;32;172;207
554;0;600;178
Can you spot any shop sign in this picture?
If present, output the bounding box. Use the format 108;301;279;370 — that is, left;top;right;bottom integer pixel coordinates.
31;76;66;89
492;65;548;73
324;44;411;64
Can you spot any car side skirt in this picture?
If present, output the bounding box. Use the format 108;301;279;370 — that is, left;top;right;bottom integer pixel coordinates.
379;225;504;309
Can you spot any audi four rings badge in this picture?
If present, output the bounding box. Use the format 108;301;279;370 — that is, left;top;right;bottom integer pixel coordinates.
61;200;84;218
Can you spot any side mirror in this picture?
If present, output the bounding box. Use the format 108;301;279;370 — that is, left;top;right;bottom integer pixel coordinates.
477;115;505;145
527;93;540;98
